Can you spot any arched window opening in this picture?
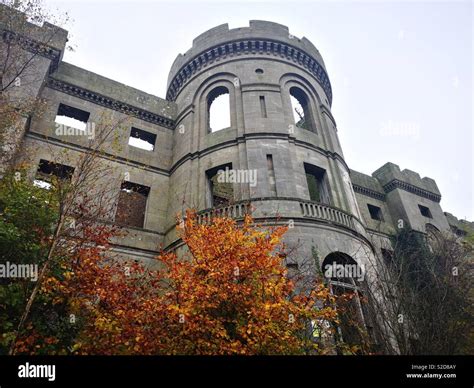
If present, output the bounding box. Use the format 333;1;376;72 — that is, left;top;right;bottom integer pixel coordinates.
322;252;367;352
207;86;230;133
322;252;361;287
290;86;315;132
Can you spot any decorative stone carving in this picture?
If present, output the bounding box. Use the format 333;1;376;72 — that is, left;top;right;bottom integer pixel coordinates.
47;79;175;129
383;179;441;203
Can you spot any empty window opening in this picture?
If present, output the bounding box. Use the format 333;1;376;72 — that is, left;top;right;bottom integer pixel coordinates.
418;205;433;218
208;86;230;133
266;154;277;196
255;68;264;74
34;159;75;189
289;87;315;132
322;252;366;349
331;285;365;350
367;204;383;221
128;127;157;151
259;96;267;118
115;181;150;228
322;252;361;285
304;163;330;204
206;164;234;207
55;103;90;131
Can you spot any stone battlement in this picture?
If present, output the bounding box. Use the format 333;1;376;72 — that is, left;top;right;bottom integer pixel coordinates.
350;169;385;195
0;4;68;52
167;20;326;95
372;162;441;197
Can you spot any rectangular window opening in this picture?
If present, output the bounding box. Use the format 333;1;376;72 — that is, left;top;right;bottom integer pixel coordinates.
128;127;157;151
55;103;90;131
418;204;433;218
34;159;75;189
259;96;267;118
115;181;151;228
304;163;330;204
367;204;384;221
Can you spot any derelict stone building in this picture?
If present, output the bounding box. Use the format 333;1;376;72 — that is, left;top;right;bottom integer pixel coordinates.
2;6;470;348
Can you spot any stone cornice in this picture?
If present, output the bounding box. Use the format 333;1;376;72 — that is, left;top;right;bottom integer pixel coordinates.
352;184;386;201
164;197;374;252
383;179;441;202
2;29;61;73
166;38;332;105
47;78;175;129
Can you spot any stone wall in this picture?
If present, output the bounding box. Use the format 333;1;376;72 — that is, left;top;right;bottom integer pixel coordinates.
1;8;463;270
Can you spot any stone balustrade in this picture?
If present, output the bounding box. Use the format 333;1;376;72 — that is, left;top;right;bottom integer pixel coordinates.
196;198;362;235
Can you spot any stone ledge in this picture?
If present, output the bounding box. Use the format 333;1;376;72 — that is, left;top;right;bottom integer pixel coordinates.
47;78;175;129
353;184;386;201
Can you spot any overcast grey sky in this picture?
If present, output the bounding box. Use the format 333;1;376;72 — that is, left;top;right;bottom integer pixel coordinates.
46;0;473;220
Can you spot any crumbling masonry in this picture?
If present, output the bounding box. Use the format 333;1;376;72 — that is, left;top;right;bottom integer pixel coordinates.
1;6;471;349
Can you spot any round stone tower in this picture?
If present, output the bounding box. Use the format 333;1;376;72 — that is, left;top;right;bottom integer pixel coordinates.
164;21;374;273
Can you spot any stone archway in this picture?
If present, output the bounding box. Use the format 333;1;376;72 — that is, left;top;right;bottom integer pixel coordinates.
322;252;368;352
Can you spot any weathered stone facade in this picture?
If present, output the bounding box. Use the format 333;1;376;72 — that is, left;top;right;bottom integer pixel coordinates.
2;10;468;296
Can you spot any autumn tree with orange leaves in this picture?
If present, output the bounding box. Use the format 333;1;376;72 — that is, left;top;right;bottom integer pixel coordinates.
14;210;360;355
150;211;339;355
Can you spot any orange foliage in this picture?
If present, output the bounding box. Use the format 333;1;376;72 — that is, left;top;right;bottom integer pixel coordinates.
20;211;341;355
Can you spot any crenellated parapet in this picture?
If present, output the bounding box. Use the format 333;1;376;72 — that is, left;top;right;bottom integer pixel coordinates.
372;162;441;203
0;4;68;73
350;169;386;201
350;164;450;235
166;20;332;104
